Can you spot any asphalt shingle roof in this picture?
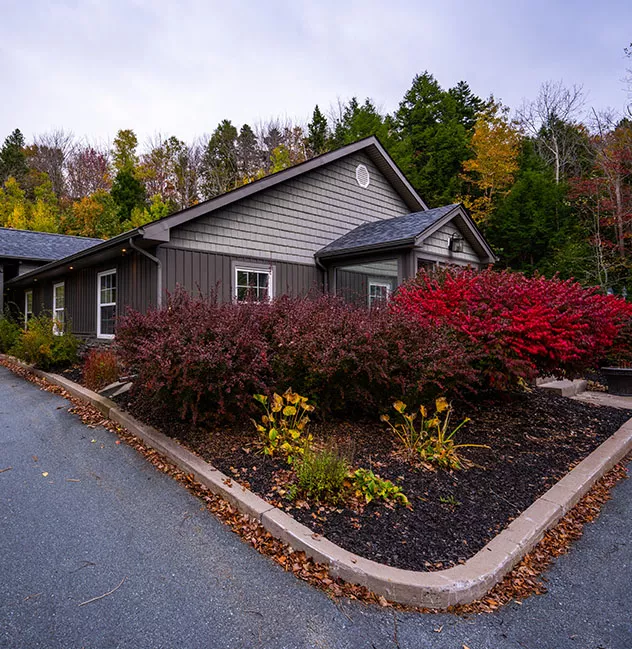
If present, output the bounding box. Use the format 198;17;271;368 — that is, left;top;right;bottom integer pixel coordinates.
0;228;103;262
317;204;459;257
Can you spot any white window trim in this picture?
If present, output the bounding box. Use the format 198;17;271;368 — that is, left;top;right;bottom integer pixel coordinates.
52;282;65;336
97;269;117;340
24;290;33;329
233;265;274;303
368;281;391;308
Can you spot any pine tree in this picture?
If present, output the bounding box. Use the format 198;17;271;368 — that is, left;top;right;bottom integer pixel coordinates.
0;129;28;184
307;105;330;156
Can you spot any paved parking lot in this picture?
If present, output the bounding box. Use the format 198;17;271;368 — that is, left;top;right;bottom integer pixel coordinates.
1;364;631;649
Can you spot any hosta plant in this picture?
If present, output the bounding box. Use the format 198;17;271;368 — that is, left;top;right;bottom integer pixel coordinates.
351;468;409;506
252;388;314;465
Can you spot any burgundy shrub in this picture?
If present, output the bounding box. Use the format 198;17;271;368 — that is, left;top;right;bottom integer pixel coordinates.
116;288;272;423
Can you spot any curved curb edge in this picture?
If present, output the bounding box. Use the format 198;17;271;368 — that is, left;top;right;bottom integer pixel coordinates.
4;355;632;609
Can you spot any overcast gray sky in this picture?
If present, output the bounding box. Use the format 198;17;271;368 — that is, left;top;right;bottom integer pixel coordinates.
1;0;630;144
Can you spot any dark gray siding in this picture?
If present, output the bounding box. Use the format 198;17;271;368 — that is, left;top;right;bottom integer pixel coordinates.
168;152;410;265
161;246;322;303
13;250;157;338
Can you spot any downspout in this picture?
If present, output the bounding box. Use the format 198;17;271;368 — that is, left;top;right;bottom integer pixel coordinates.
314;255;329;294
129;237;163;308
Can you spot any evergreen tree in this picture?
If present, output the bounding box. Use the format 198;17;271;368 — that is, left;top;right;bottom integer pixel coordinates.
111;169;146;225
485;141;573;274
0;129;28;184
112;129;139;174
392;73;483;206
236;124;261;180
331;98;389;147
307;105;330;156
201;120;238;198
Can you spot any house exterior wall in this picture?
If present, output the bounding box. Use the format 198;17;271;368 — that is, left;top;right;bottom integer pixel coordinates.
415;221;481;266
14;250;157;338
168;152;410;265
160;246;322;303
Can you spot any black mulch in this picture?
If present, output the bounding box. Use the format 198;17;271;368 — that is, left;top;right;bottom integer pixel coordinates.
114;389;631;572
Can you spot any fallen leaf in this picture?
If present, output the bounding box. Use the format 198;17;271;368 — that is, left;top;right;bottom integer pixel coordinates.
42;472;48;477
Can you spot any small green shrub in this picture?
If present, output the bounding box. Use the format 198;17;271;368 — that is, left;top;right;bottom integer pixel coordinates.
0;316;21;353
297;445;349;503
252;388;314;465
12;314;78;370
351;468;409;506
83;348;120;390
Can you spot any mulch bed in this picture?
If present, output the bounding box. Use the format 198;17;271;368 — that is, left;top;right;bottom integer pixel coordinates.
116;387;632;572
2;357;630;614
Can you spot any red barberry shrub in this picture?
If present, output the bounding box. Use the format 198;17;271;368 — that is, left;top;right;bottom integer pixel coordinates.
83;348;120;391
260;295;389;416
391;267;632;389
116;288;272;424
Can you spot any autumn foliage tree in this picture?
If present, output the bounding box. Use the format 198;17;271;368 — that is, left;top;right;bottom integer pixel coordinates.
460;99;521;224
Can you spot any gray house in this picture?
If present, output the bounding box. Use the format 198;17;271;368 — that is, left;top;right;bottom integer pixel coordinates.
0;228;102;315
7;136;496;340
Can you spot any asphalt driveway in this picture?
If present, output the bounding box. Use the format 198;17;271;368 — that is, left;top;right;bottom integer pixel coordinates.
1;364;631;649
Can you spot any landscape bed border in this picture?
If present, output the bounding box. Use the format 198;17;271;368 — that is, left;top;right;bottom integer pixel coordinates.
3;353;632;609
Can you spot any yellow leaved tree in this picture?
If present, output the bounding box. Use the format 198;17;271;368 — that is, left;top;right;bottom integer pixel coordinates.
461;99;521;224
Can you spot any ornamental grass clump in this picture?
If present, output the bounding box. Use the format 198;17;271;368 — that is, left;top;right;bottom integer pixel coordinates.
296;445;350;504
252;388;314;465
382;398;487;470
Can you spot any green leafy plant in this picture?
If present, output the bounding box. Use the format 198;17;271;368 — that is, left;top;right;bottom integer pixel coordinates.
296;445;350;504
252;388;314;465
0;316;21;354
439;494;460;507
382;397;487;471
12;314;78;370
351;468;409;506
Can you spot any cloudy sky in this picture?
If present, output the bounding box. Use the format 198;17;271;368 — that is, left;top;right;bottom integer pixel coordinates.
1;0;630;144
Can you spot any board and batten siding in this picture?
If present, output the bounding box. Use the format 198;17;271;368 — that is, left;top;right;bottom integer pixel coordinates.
415;221;481;266
17;250;157;338
161;246;322;303
168;152;410;265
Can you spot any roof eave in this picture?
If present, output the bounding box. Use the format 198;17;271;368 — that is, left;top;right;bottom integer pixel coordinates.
6;229;145;286
315;237;416;261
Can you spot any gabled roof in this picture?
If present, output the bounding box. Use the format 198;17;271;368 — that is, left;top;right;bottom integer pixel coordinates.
0;228;103;262
141;136;428;241
316;203;498;263
8;136;430;286
316;205;459;258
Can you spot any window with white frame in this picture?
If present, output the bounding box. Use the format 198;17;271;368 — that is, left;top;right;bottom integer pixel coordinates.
97;270;117;339
53;282;65;335
368;281;391;309
234;266;273;302
24;290;33;328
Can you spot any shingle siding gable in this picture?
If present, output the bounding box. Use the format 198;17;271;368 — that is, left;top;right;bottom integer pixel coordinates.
169;152;411;265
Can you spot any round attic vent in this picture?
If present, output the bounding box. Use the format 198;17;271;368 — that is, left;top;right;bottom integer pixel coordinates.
355;164;370;188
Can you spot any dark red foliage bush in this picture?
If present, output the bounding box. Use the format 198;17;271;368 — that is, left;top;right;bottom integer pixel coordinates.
83;348;120;391
116;289;272;423
391;267;632;388
116;269;632;426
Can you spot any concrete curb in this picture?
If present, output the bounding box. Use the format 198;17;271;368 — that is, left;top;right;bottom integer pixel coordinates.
4;355;632;608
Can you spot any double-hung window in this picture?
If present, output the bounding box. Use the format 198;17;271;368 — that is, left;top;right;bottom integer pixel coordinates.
368;281;391;309
52;283;65;335
97;270;117;339
24;290;33;328
234;266;273;302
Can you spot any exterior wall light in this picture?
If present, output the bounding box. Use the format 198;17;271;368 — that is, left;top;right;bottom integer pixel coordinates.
449;232;464;253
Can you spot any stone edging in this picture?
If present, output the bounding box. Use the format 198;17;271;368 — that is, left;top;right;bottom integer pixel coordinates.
4;356;632;608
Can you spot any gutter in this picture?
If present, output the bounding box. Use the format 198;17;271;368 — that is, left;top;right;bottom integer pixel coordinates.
129;235;163;308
